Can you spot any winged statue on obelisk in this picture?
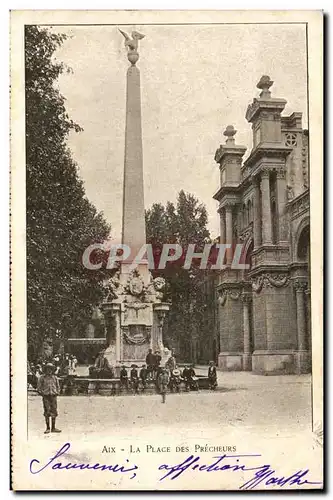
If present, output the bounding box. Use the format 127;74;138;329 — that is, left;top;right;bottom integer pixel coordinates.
119;29;145;53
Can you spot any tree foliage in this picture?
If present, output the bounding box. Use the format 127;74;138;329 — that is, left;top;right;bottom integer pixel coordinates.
25;26;111;360
145;190;213;362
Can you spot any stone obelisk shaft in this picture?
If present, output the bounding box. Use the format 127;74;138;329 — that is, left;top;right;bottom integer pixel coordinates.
122;65;146;255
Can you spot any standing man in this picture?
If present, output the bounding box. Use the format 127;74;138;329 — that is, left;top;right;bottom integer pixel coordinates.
157;367;170;403
37;363;61;434
154;350;162;380
145;349;155;380
166;353;176;372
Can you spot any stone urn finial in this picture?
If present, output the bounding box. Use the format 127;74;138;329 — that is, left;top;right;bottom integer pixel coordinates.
223;125;237;144
257;75;274;99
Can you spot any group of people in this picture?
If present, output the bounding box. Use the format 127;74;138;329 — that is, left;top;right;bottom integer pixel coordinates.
118;363;172;403
28;353;78;390
30;347;219;433
116;350;218;403
145;348;162;380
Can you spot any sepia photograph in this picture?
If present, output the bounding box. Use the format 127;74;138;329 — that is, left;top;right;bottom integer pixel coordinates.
11;10;323;491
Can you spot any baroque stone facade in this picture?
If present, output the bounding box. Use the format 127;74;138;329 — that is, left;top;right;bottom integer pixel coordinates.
214;75;311;374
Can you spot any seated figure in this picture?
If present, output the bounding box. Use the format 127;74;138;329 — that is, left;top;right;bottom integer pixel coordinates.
120;365;129;390
90;350;114;379
130;365;139;394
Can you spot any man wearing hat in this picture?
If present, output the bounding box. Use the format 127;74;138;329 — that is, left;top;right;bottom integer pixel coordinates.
145;349;155;380
169;366;181;393
37;363;61;434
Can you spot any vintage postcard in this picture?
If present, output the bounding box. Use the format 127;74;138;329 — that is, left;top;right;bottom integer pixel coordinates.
11;10;323;491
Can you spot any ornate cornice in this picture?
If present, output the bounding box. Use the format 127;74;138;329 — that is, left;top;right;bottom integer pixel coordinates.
245;98;287;123
215;145;247;164
243;143;292;170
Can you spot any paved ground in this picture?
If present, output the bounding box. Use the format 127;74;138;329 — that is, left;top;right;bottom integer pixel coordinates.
28;368;312;439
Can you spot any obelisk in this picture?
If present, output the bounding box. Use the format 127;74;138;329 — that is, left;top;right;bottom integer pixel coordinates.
120;29;147;280
102;30;170;370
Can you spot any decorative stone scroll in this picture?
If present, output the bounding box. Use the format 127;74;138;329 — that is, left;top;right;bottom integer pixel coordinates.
293;279;308;292
103;270;166;304
103;271;123;301
218;287;242;306
252;273;290;293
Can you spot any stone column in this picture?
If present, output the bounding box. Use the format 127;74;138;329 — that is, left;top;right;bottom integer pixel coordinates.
294;280;310;373
242;292;252;370
225;205;233;265
305;288;311;349
252;177;261;248
219;208;226;244
295;282;307;351
276;168;288;243
260;170;272;245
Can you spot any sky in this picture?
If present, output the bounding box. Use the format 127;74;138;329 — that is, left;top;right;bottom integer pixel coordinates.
52;23;307;240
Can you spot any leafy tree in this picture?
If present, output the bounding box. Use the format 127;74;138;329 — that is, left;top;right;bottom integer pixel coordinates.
146;190;215;362
25;26;111;360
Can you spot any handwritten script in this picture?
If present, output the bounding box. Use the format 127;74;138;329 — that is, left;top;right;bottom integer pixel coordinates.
29;443;322;490
29;443;138;479
158;454;322;490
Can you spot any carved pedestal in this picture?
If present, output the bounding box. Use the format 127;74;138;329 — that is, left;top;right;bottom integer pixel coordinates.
102;269;170;366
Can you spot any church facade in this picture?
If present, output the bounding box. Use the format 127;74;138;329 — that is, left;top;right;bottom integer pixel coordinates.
213;75;311;375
